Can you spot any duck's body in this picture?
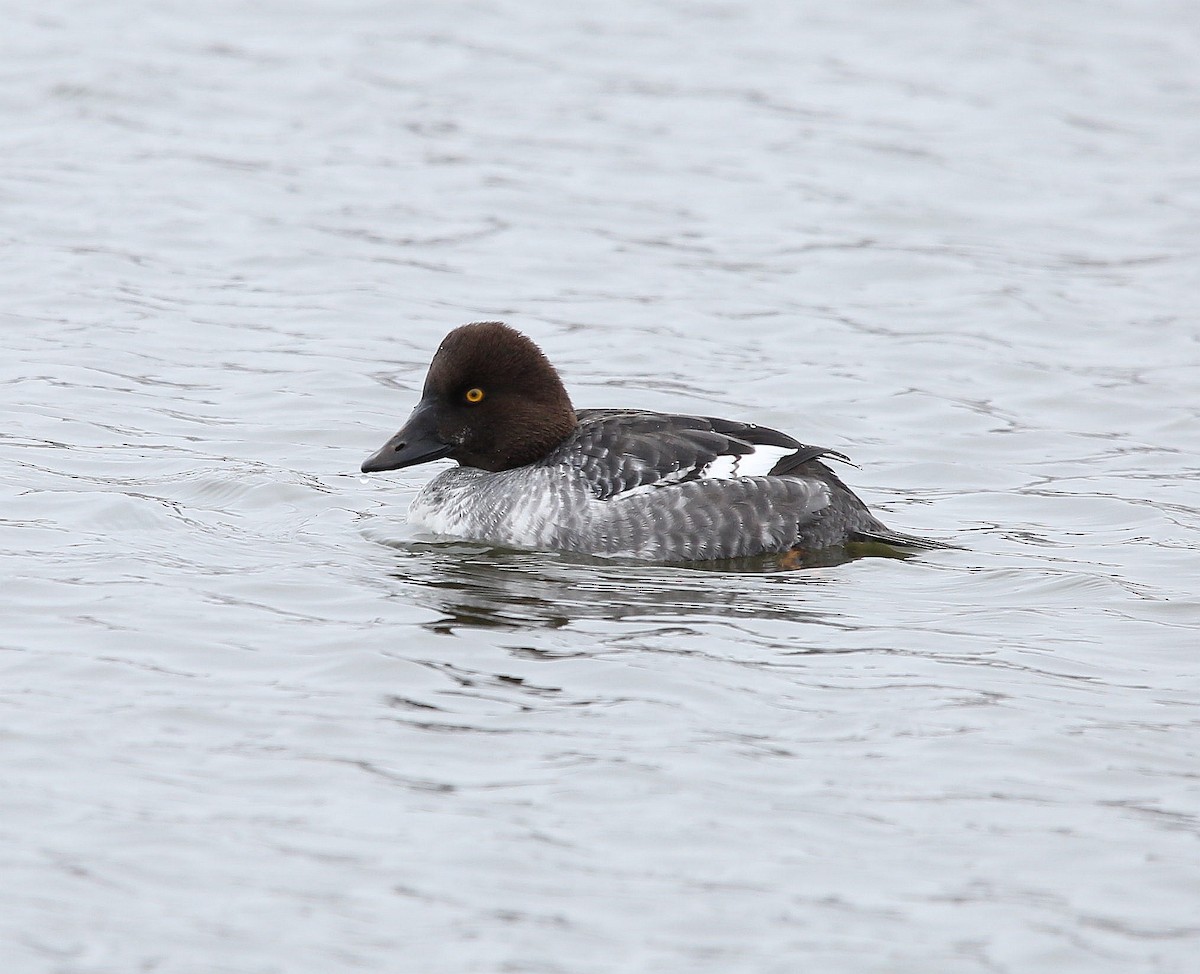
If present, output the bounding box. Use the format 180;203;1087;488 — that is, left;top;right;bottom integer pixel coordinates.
362;323;935;562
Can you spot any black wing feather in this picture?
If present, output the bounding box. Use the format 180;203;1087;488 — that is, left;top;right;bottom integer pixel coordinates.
570;409;847;501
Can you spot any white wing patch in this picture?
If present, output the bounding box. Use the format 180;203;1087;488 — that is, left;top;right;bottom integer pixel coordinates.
612;443;797;499
700;443;795;480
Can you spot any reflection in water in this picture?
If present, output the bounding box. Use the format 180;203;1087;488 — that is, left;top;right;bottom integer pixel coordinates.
376;539;852;633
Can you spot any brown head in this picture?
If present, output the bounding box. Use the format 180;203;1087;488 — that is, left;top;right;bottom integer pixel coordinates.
361;322;578;473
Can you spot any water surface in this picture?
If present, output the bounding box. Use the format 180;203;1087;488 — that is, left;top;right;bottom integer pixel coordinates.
3;1;1198;972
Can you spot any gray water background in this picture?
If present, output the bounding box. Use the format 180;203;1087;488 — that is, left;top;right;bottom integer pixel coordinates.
3;1;1199;971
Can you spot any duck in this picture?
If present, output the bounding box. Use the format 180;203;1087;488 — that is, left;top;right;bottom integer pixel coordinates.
361;321;936;563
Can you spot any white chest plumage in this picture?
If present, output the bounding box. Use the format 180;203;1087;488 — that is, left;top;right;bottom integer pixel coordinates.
408;464;579;550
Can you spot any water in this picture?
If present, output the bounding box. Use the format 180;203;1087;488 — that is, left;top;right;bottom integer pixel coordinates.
3;1;1199;971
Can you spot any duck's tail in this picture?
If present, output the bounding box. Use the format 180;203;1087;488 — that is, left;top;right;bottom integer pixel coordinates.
850;527;953;551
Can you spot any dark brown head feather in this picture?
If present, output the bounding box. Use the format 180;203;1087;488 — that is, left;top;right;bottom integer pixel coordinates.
422;322;577;471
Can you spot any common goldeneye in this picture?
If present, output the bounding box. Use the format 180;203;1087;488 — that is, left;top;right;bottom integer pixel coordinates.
361;321;936;563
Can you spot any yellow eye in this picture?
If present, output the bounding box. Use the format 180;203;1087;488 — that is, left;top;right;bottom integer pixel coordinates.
464;387;485;404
